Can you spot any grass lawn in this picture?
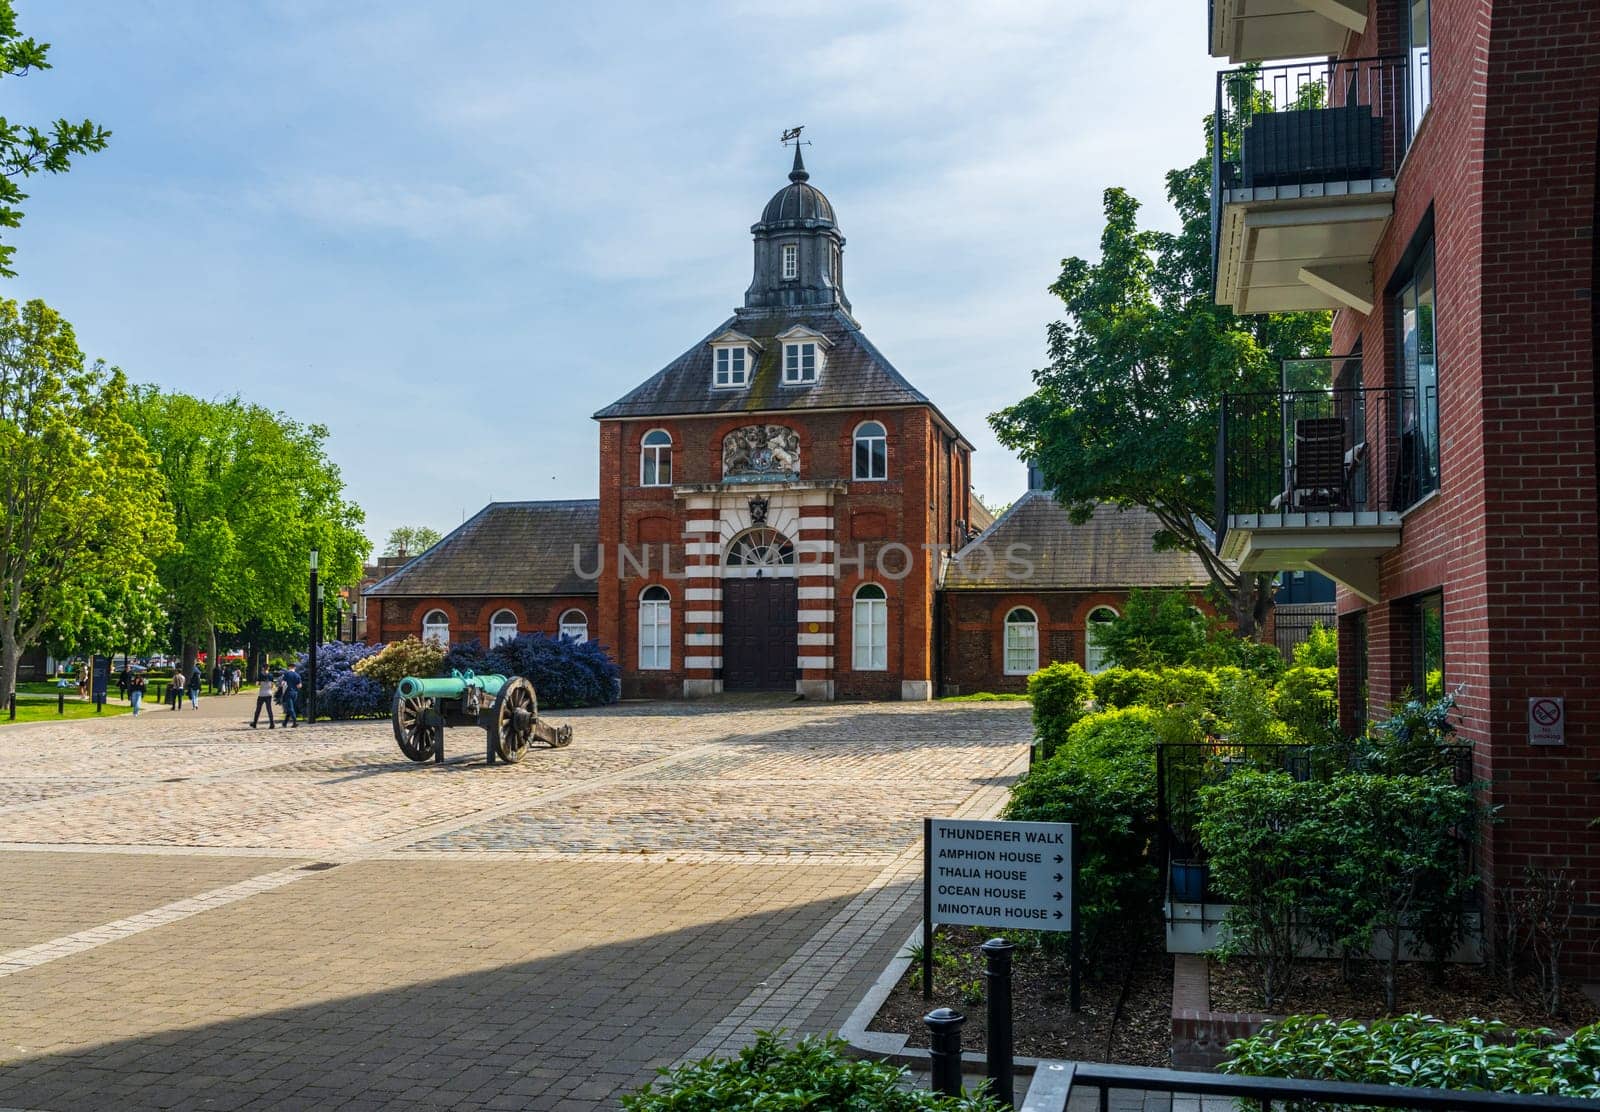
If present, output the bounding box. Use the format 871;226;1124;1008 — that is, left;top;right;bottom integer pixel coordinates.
2;700;133;725
939;692;1029;702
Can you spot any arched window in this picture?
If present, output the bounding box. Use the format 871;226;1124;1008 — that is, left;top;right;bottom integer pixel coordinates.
422;609;450;649
559;608;589;643
853;583;888;671
854;421;887;481
726;528;795;569
639;586;671;670
1004;607;1039;676
1085;606;1118;674
640;429;672;487
488;609;518;648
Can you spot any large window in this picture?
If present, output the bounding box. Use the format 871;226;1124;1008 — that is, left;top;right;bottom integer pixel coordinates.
640;429;673;487
1413;592;1443;700
852;583;888;671
422;609;450;649
853;421;887;480
559;608;588;642
782;243;798;280
783;341;819;384
1396;237;1438;503
1408;0;1431;130
639;587;671;670
1084;606;1117;673
488;609;518;647
714;346;748;388
1004;608;1038;675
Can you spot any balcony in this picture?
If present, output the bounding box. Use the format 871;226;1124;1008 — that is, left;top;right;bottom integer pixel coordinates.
1212;56;1412;315
1214;363;1431;602
1209;0;1369;64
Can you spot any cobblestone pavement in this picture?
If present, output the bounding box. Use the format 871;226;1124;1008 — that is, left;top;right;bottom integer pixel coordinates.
0;697;1030;1110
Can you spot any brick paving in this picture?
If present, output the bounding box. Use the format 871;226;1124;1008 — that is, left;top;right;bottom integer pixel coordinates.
0;696;1030;1110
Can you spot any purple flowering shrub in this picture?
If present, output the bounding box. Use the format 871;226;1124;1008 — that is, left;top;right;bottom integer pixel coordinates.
294;641;389;719
484;633;620;709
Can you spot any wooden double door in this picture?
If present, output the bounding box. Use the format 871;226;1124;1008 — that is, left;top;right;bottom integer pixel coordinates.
722;577;798;692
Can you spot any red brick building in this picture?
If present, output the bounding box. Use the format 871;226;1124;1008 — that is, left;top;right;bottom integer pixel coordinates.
1209;0;1598;953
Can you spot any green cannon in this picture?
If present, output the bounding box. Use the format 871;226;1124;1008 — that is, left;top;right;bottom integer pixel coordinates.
391;670;573;765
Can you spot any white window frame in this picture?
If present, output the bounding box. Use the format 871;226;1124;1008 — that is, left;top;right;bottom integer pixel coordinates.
781;243;798;280
559;608;589;643
1003;608;1039;676
639;587;671;670
422;609;450;649
853;420;887;481
1085;606;1118;674
488;609;518;648
640;429;672;487
713;345;748;388
783;341;820;385
852;583;888;672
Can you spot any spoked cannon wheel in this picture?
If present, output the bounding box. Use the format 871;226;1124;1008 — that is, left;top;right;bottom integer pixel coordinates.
488;676;539;764
393;692;440;762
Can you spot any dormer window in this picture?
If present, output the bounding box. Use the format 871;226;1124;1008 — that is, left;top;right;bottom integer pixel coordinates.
784;341;819;384
714;345;748;388
782;243;798;280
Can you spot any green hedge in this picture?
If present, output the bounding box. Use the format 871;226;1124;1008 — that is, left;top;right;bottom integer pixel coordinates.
1027;661;1092;760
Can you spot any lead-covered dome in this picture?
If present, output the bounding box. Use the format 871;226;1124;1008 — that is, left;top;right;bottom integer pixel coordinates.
759;148;835;226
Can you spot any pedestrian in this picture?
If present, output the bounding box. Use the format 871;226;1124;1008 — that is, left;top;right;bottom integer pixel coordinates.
118;666;130;701
170;668;185;710
129;672;145;715
211;662;222;695
280;666;301;727
231;666;241;695
188;662;202;708
251;669;276;729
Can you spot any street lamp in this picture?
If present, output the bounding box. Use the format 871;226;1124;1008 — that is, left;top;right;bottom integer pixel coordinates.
308;547;319;723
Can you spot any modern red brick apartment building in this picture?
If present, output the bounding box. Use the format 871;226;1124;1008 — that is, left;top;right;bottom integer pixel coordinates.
1210;0;1598;950
366;152;1211;698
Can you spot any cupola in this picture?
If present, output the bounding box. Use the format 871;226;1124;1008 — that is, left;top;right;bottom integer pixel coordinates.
744;147;850;314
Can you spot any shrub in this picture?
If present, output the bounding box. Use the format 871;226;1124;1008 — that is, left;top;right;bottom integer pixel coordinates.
1091;667;1162;709
1095;588;1209;668
1027;662;1092;759
1274;664;1338;742
353;636;446;687
1291;623;1337;668
1004;708;1159;961
485;633;620;709
622;1031;1000;1111
1224;1014;1600;1100
291;641;389;719
1367;689;1463;775
440;639;491;676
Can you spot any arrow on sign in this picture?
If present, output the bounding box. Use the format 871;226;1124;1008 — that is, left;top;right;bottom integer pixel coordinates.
1053;892;1063;900
1053;873;1063;882
1053;910;1062;919
1054;855;1063;863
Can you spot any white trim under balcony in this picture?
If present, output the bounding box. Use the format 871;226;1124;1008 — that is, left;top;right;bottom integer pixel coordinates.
1219;511;1401;603
1210;0;1368;64
1215;190;1393;314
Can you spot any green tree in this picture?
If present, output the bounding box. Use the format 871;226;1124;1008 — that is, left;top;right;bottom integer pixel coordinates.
0;298;171;704
125;389;369;671
42;565;165;661
989;143;1330;636
383;525;441;558
0;2;111;278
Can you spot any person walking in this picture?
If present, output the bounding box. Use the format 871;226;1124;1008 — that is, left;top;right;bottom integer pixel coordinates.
251;670;276;729
280;666;301;727
118;666;130;701
170;668;185;710
231;666;242;695
129;672;145;715
188;663;202;708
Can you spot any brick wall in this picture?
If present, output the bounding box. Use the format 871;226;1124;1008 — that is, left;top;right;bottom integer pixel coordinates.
365;595;599;651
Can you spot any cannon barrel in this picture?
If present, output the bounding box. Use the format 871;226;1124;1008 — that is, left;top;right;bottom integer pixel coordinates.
395;670;510;700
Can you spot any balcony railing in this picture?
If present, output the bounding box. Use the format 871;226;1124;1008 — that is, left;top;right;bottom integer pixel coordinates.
1211;55;1412;274
1215;383;1432;546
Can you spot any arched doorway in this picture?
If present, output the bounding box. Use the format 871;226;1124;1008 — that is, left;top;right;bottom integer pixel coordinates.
721;527;798;692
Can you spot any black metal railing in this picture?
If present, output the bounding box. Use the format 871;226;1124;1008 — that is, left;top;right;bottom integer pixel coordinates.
1211;55;1412;278
1021;1061;1598;1112
1215;382;1433;547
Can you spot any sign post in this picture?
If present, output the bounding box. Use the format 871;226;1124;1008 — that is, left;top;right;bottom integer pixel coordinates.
91;655;110;715
923;817;1078;1010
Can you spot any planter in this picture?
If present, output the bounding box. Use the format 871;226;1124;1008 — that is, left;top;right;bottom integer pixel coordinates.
1171;860;1208;902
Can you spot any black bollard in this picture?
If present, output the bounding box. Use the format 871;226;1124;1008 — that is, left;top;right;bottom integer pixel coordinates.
981;938;1015;1107
7;694;14;721
58;691;64;715
923;1007;966;1098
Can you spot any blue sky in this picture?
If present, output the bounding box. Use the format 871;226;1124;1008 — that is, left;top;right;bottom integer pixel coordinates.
7;1;1221;551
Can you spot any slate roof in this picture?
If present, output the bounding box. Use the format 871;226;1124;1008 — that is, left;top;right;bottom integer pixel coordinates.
941;492;1215;591
593;308;949;424
364;500;599;598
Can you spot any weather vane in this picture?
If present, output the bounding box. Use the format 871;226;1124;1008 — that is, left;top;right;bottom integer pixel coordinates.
780;125;811;149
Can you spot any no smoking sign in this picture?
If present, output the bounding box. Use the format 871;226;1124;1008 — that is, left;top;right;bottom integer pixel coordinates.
1528;697;1565;746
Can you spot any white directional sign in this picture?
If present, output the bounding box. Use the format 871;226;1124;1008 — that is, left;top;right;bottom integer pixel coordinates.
925;818;1073;932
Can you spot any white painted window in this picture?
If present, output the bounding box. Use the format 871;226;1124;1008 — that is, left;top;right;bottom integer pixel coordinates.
831;243;841;286
853;420;887;480
1004;608;1039;676
784;341;819;384
853;583;888;672
422;609;450;649
559;608;588;643
488;609;518;648
714;346;748;388
782;243;798;280
639;587;671;670
640;429;672;486
1085;606;1118;674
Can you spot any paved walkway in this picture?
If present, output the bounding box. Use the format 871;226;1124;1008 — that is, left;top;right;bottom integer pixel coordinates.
0;696;1030;1110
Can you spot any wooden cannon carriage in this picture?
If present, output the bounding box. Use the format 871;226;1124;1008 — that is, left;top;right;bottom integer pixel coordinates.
391;671;572;765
